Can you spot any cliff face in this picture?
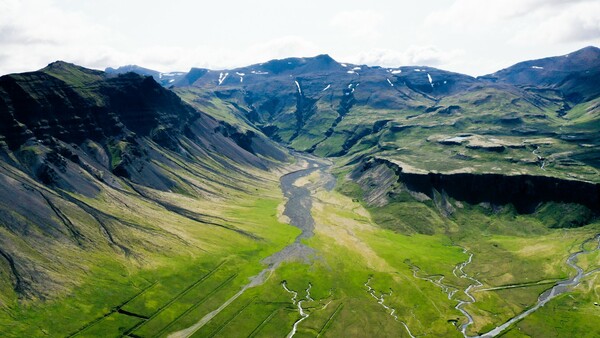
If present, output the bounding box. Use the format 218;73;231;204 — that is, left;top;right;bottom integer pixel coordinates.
353;158;600;215
0;62;287;193
0;71;191;150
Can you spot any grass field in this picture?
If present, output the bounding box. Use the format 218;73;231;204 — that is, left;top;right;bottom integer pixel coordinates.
1;159;598;338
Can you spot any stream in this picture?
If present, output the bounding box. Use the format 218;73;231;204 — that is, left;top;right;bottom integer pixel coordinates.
411;234;600;338
168;154;333;338
452;251;483;337
364;277;416;338
283;281;313;338
474;234;600;338
532;146;546;170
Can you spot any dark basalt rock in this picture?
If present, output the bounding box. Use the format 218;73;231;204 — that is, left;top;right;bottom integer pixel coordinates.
0;62;287;193
357;157;600;215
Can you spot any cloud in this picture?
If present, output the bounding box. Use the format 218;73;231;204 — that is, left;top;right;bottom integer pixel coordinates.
425;0;599;45
426;0;589;26
0;0;323;75
511;1;600;44
109;36;323;72
0;0;121;74
427;0;521;26
345;45;465;68
246;36;322;62
330;10;385;39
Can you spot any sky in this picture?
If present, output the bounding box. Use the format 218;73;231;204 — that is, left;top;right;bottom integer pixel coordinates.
0;0;599;76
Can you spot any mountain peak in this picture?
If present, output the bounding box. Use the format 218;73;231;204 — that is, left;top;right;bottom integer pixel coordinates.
313;54;336;63
481;45;600;87
40;61;105;84
105;64;160;78
42;60;102;74
254;54;341;75
567;45;600;61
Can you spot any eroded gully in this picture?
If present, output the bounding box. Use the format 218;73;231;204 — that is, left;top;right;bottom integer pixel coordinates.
168;153;334;338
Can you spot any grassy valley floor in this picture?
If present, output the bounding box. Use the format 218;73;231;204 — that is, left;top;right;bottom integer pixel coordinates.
1;156;599;338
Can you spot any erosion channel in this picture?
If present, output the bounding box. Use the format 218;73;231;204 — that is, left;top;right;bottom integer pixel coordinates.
168;153;334;338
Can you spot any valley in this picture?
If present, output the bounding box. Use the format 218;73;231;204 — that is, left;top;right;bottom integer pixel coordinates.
1;47;599;337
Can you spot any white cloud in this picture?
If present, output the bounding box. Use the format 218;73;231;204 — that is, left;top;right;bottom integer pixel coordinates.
426;0;589;27
425;0;599;46
106;36;322;72
330;10;385;39
511;1;600;44
0;0;596;77
0;0;121;74
345;45;465;69
245;36;322;63
0;0;323;74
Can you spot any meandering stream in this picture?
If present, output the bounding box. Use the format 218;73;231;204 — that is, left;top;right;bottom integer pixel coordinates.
411;234;600;338
474;234;600;338
168;154;333;338
364;277;416;338
282;281;313;338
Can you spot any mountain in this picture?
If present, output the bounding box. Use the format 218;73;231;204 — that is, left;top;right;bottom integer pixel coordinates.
167;55;481;153
159;49;599;184
105;64;187;87
105;50;600;216
2;48;600;337
160;49;600;220
0;61;288;303
481;46;600;102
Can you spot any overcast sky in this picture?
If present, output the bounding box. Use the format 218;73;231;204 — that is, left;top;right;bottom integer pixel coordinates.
1;0;599;76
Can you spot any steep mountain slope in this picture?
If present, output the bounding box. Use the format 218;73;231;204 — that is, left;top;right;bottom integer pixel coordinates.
170;55;480;153
0;61;289;304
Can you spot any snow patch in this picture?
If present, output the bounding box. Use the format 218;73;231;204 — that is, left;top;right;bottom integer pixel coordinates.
322;84;331;91
346;83;358;93
414;69;422;72
352;66;361;71
531;66;544;69
347;70;355;74
250;70;268;75
218;72;229;85
427;73;433;87
341;63;347;67
444;136;470;143
386;78;394;87
295;80;302;95
236;72;245;83
391;70;402;74
168;79;174;83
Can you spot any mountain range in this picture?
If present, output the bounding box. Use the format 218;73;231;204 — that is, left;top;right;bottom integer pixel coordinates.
0;46;599;337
